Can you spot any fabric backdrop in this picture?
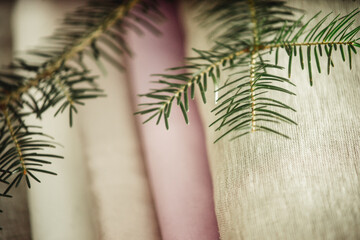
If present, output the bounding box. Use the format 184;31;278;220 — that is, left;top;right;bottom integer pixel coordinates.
13;0;160;239
181;0;360;239
0;1;32;239
13;1;98;239
126;1;219;239
5;0;360;239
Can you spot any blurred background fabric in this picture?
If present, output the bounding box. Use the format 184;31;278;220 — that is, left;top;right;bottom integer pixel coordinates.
10;0;162;239
12;1;99;239
1;0;217;239
0;1;32;239
77;19;161;240
125;1;219;240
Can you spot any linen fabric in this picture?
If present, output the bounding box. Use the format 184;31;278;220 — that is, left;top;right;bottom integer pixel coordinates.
181;0;360;239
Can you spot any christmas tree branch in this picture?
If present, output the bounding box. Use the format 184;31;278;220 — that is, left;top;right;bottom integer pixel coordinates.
2;108;27;177
137;1;359;142
0;0;139;108
0;0;162;205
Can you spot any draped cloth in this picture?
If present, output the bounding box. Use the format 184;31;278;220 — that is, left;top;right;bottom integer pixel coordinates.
13;1;99;239
0;1;32;239
78;60;161;239
7;0;360;239
126;1;219;239
181;0;360;239
13;0;160;239
13;1;216;239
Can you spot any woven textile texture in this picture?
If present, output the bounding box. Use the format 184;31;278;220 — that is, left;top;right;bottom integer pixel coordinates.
181;0;360;239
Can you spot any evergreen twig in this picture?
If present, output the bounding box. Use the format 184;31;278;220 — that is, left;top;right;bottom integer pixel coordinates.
137;1;360;142
0;0;161;202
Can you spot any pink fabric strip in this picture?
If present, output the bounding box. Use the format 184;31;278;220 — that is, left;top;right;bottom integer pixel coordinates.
125;1;219;239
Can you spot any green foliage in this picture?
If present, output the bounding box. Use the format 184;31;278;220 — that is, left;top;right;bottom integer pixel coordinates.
0;109;62;196
137;1;360;142
0;0;359;231
269;8;360;84
0;0;161;222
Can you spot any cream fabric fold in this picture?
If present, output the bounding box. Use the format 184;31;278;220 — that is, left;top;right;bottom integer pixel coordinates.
78;58;161;239
126;1;219;239
182;0;360;239
0;1;32;239
13;1;97;239
14;0;160;239
75;9;161;240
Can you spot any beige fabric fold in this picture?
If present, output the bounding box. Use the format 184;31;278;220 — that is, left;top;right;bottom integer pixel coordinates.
14;1;97;239
78;50;160;240
13;0;160;239
182;0;360;239
0;1;32;239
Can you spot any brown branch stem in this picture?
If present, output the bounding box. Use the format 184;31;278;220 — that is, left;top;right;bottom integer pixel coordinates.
2;108;27;175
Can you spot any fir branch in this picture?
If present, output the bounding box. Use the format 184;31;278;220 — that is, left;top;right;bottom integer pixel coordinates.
266;8;360;84
137;0;360;142
136;48;250;128
0;0;162;216
0;0;139;108
249;0;259;132
3;108;27;177
211;62;297;142
249;52;257;132
0;107;63;196
0;0;163;231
